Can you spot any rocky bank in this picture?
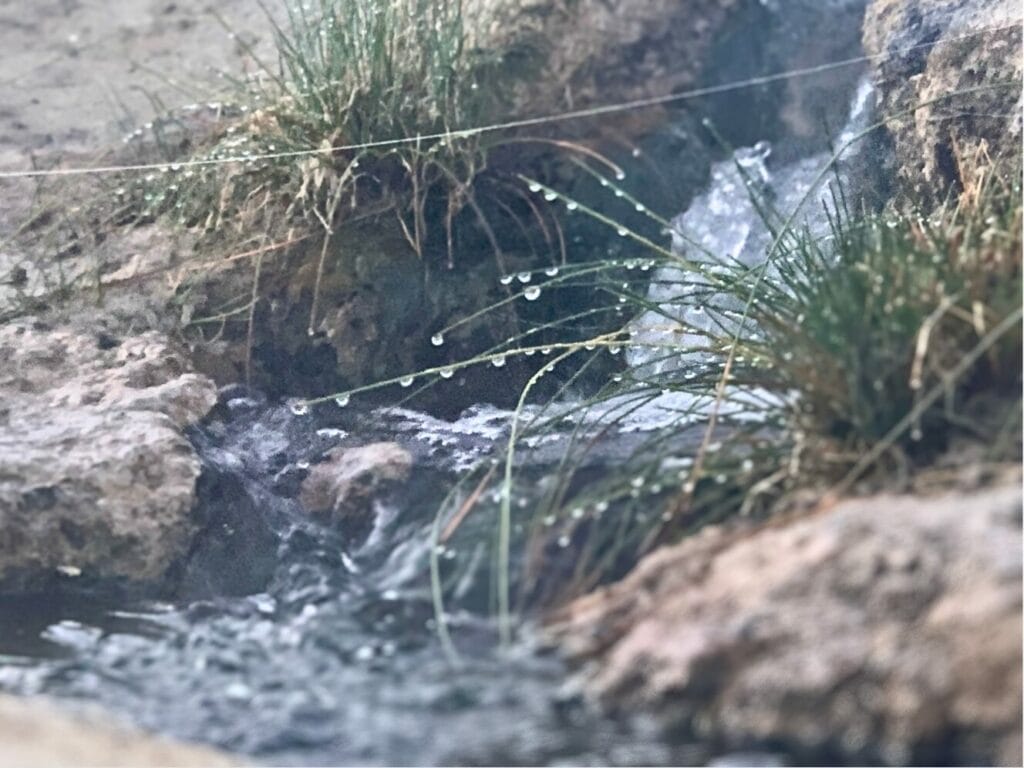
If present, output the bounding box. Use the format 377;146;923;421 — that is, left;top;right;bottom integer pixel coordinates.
548;483;1023;765
0;321;216;591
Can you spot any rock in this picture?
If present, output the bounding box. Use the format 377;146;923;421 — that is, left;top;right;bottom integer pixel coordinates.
547;484;1023;766
0;694;241;767
863;0;1023;200
300;442;412;539
0;321;218;590
468;0;741;118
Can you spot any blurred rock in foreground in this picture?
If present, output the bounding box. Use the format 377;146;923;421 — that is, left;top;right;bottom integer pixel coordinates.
548;484;1023;766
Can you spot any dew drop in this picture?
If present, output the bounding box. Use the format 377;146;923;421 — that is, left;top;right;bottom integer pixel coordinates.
491;355;506;368
544;266;560;277
523;286;541;301
524;348;537;356
543;515;556;527
570;507;584;520
439;367;454;379
615;171;626;181
616;227;628;237
431;333;444;347
399;376;415;388
557;535;571;548
528;182;542;193
565;201;578;212
517;271;532;284
540;346;552;355
543;192;557;202
499;274;514;285
288;399;310;416
630;476;645;488
334;394;351;407
634;203;646;213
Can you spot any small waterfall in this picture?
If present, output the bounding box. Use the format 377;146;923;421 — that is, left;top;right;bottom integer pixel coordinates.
627;76;878;379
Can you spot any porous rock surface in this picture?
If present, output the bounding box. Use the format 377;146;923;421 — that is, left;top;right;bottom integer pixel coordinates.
0;694;241;767
0;320;217;589
548;484;1023;766
863;0;1023;199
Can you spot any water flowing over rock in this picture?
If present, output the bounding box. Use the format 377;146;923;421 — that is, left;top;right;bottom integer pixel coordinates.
628;74;879;379
0;321;217;590
863;0;1023;201
300;442;413;540
547;483;1023;766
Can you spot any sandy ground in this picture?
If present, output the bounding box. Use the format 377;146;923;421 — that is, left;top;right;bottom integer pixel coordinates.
0;0;279;239
0;0;275;162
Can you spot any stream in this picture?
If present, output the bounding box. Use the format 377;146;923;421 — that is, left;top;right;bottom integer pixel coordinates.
0;2;884;763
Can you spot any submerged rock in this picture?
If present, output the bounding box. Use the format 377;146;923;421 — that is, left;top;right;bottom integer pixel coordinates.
0;694;241;767
863;0;1023;200
300;442;413;541
548;484;1023;766
0;321;217;590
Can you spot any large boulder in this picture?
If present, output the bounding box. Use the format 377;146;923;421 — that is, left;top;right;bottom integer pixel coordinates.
863;0;1023;200
0;694;240;767
547;484;1023;765
0;321;217;590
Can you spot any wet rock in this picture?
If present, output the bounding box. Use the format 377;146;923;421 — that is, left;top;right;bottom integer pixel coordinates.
547;484;1023;766
863;0;1022;200
300;442;413;539
0;694;241;767
0;321;217;590
469;0;741;118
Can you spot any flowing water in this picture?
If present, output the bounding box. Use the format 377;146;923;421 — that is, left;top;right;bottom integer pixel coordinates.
0;4;885;764
0;394;709;766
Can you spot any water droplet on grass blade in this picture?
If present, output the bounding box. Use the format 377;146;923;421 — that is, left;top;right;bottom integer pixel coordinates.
399;376;414;388
334;394;350;407
523;286;541;301
431;333;444;346
491;355;506;368
517;271;532;283
545;266;560;276
288;400;309;416
439;367;454;379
